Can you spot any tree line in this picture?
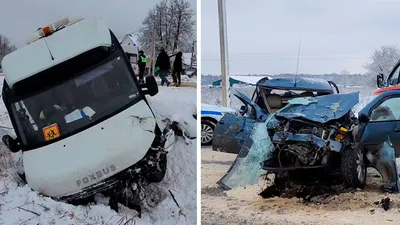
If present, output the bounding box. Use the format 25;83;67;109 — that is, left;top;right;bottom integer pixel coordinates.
137;0;195;55
0;34;17;65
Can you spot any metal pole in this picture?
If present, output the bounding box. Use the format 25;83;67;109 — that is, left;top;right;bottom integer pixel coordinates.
295;38;302;75
190;39;195;70
151;18;156;76
218;0;230;107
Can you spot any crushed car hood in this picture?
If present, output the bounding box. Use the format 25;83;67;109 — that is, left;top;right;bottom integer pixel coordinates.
275;92;359;123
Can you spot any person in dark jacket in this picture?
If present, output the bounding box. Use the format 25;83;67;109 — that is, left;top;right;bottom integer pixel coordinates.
155;48;171;86
172;51;183;87
137;50;146;83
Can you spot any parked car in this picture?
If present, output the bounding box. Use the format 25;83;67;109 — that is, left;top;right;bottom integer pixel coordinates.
201;103;235;145
213;89;400;193
212;76;340;154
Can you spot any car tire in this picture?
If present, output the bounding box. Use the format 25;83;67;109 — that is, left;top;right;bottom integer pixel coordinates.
201;119;216;146
148;153;167;183
340;145;366;188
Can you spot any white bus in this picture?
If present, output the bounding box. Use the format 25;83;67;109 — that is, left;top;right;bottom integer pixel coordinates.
1;16;181;213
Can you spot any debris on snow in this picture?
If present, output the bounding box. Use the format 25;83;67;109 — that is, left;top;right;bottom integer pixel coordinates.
375;197;392;211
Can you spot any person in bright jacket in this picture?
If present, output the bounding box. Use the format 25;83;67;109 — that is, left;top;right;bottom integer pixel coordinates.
137;50;146;83
172;51;183;87
155;48;171;86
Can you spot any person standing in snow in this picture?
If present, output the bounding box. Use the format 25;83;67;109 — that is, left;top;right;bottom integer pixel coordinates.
155;48;171;86
137;50;147;83
172;51;183;87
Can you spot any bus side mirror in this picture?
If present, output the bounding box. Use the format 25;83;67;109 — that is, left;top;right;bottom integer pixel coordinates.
142;75;158;96
2;135;21;153
377;74;385;88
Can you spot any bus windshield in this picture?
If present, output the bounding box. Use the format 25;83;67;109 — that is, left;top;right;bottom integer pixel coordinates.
10;54;140;147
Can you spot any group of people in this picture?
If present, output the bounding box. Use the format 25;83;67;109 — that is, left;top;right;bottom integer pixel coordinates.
137;48;184;87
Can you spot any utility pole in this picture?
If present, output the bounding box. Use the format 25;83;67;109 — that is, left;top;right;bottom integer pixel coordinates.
190;39;196;70
295;38;302;75
218;0;230;107
151;17;156;76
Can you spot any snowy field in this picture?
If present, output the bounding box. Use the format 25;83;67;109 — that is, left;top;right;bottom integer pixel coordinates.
0;80;197;225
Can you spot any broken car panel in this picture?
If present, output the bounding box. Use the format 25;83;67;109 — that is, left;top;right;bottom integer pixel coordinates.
212;92;268;154
216;90;400;193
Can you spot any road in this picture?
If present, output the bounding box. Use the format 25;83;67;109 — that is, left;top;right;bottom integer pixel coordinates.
201;146;400;225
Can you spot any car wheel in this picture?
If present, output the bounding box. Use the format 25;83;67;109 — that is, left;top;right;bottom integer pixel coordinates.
340;145;366;188
148;153;167;183
201;120;216;146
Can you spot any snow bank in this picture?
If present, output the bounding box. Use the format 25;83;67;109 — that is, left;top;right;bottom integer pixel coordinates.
0;86;197;225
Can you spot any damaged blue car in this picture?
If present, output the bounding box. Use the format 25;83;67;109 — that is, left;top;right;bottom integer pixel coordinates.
213;89;400;193
212;76;340;154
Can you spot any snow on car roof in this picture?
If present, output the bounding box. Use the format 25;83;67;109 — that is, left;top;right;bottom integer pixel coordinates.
257;77;334;92
230;75;271;85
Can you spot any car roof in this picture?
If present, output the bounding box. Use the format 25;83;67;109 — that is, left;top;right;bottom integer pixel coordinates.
256;77;334;93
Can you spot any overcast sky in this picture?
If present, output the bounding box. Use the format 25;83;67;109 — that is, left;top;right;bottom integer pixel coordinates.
201;0;400;75
0;0;196;47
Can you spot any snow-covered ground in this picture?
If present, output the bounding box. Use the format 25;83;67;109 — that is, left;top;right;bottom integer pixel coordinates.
0;82;197;225
155;74;197;84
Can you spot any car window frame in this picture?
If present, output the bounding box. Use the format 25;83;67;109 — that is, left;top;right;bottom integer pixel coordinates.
368;94;400;123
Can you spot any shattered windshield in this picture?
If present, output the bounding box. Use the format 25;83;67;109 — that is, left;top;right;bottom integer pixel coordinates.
11;55;140;146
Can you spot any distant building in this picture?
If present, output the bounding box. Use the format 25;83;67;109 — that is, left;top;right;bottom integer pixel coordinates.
119;34;140;48
119;34;154;73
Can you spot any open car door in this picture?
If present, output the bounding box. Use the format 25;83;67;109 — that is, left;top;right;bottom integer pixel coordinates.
357;90;400;192
358;90;400;158
212;92;268;154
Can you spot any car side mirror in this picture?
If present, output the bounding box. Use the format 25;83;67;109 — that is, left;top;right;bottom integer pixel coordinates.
2;135;21;153
359;113;370;124
377;74;385;88
141;75;159;96
239;105;247;116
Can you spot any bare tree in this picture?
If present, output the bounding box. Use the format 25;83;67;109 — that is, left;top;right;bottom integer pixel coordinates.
171;0;195;51
137;0;195;55
340;69;350;76
364;45;400;76
0;34;17;63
